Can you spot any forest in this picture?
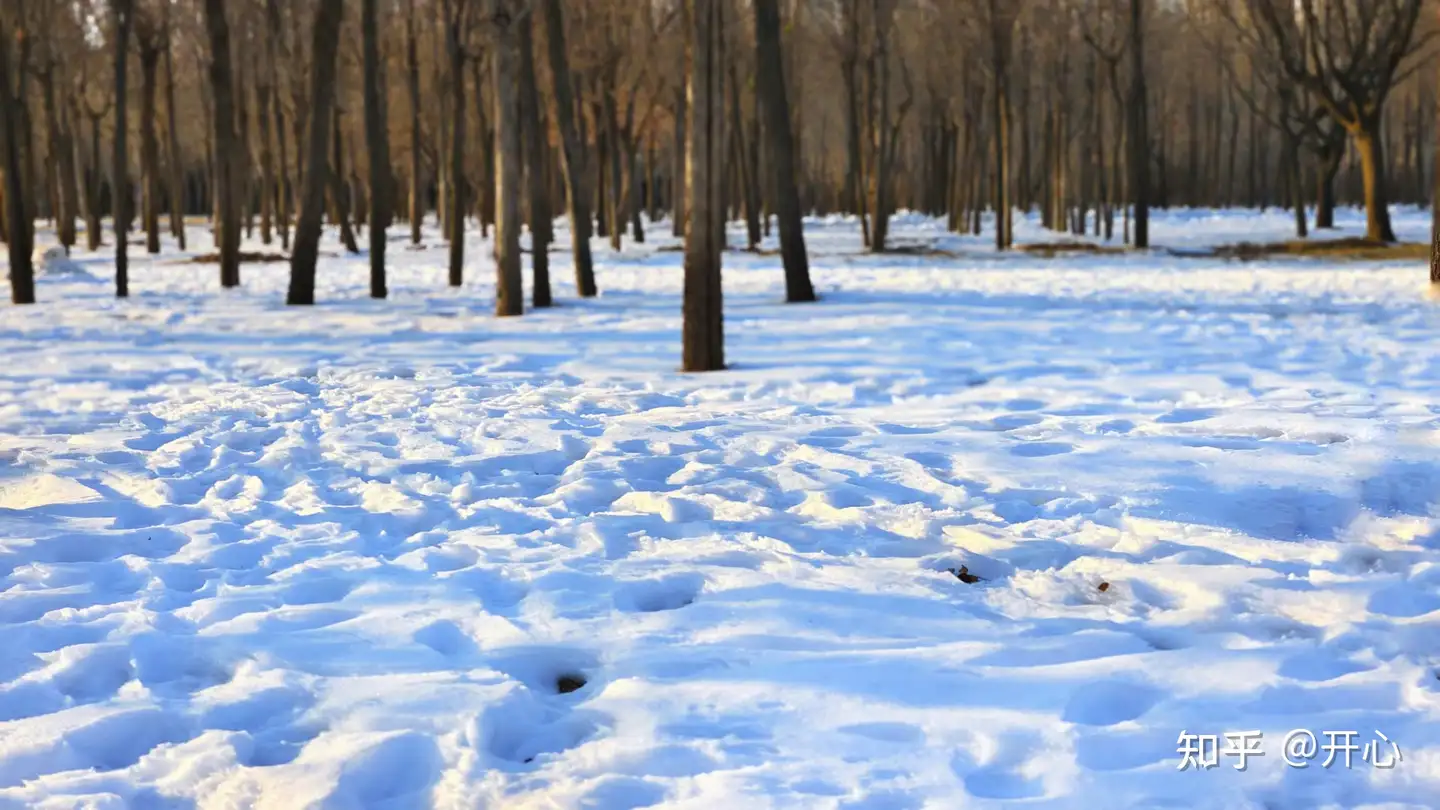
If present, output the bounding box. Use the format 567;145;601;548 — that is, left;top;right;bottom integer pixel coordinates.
1;0;1438;358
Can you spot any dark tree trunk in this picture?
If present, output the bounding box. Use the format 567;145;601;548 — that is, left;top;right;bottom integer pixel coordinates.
163;10;187;250
672;85;686;237
1128;0;1149;249
684;0;726;372
203;0;241;287
518;14;552;307
754;0;813;302
327;108;360;254
139;44;162;254
490;0;524;317
286;0;345;305
540;0;597;297
406;0;424;244
362;0;390;298
115;0;136;296
445;3;466;286
0;14;34;304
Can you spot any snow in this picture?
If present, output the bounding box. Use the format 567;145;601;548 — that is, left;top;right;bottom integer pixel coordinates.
1;207;1438;808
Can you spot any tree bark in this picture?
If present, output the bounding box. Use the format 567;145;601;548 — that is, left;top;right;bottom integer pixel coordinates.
0;13;34;304
489;0;524;317
540;0;597;297
518;14;552;307
990;0;1012;250
754;0;814;302
139;42;162;254
203;0;241;287
445;1;467;286
163;9;187;250
683;0;726;373
115;0;136;296
672;84;686;237
286;0;345;305
406;0;424;244
1128;0;1149;249
362;0;390;298
1354;124;1397;243
327;108;360;253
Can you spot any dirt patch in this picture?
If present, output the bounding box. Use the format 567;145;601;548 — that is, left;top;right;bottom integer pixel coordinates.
1019;241;1129;258
187;251;291;264
1206;238;1427;261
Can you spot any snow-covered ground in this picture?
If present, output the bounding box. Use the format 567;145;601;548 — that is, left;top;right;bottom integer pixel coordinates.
1;208;1438;809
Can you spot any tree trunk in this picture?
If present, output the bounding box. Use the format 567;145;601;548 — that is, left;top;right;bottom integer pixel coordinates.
163;14;188;250
203;0;241;287
286;0;345;305
115;0;136;297
672;85;687;237
518;15;551;307
263;0;289;250
139;46;162;254
0;14;34;304
990;0;1012;251
754;0;813;302
84;111;105;252
406;0;424;244
327;108;360;253
1285;132;1307;238
40;67;77;253
363;0;390;298
490;0;524;317
446;9;466;286
683;0;726;373
1354;124;1397;243
1128;0;1149;249
540;0;597;297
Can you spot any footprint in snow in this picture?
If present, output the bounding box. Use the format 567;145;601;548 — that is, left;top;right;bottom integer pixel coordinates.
613;573;705;613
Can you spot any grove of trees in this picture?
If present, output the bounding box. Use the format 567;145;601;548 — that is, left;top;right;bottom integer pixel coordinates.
2;0;1440;361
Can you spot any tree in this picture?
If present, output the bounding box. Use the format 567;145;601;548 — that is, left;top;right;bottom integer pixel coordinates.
753;0;815;302
488;0;525;316
114;0;136;297
1129;0;1150;248
988;0;1018;250
1246;0;1424;243
516;10;552;307
0;8;34;304
136;7;164;255
363;0;391;299
540;0;598;297
203;0;241;287
683;0;725;373
286;0;346;306
442;0;469;287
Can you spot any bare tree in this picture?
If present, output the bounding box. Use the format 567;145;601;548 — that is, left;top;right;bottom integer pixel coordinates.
115;0;136;297
517;10;552;307
0;8;34;304
136;6;164;255
540;0;598;297
442;0;470;287
287;0;346;305
1245;0;1424;242
754;0;815;302
488;0;525;316
203;0;241;287
1129;0;1150;248
683;0;725;373
363;0;391;298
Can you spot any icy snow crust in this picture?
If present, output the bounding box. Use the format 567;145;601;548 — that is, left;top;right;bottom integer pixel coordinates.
1;208;1438;808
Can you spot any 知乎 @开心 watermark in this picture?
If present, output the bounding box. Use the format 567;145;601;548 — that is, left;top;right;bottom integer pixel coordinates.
1176;729;1401;771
